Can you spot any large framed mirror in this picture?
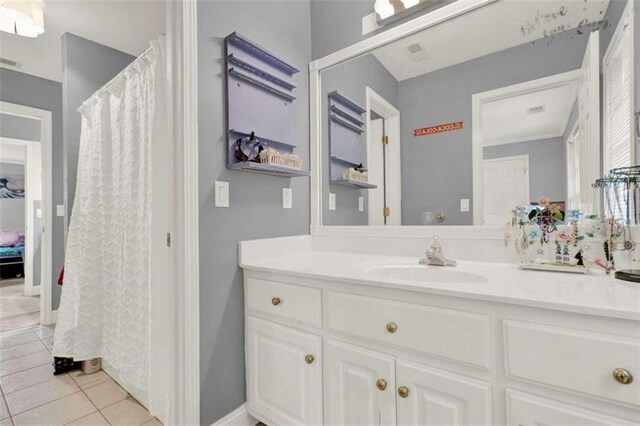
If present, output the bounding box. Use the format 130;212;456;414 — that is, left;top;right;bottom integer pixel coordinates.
311;0;636;227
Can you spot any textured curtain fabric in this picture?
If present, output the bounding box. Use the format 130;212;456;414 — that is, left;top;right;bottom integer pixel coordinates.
53;39;166;410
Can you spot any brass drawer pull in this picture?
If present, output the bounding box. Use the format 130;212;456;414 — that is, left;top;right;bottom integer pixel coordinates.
305;354;315;364
397;386;409;398
271;297;281;306
613;368;633;384
376;379;387;391
386;322;397;333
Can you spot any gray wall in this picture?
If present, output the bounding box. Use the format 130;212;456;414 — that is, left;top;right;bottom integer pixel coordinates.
0;163;25;229
197;1;311;424
61;33;135;221
321;54;399;225
399;29;591;226
0;114;41;141
483;137;566;203
0;69;64;309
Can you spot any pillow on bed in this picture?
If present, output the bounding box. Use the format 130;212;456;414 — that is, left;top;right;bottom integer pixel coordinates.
0;231;24;247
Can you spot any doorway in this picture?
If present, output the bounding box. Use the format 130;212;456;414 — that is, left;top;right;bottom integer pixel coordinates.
365;87;401;225
0;102;53;329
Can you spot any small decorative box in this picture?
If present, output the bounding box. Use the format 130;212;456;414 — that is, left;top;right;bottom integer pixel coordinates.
259;148;302;170
342;168;368;183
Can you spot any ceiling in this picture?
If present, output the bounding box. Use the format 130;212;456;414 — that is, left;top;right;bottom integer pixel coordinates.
372;0;610;81
480;81;579;146
0;0;166;82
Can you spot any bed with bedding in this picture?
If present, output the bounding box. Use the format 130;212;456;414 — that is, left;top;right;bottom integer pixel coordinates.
0;231;25;279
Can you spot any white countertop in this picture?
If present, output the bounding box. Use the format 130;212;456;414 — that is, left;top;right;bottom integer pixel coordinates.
241;251;640;321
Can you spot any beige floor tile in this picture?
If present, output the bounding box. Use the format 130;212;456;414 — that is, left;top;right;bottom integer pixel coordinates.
99;397;152;426
0;351;51;377
12;392;95;426
142;418;162;426
5;374;78;415
82;379;127;409
30;326;54;340
0;342;46;363
65;411;109;426
0;364;57;394
0;315;40;334
68;370;110;389
0;397;9;420
41;337;53;350
0;417;12;426
0;331;38;351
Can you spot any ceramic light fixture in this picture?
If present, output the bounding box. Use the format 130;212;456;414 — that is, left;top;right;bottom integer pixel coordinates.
0;0;45;38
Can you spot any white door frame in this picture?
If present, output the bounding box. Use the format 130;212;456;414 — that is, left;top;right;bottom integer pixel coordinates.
471;70;582;225
0;102;53;325
0;137;41;297
365;87;401;225
167;0;200;424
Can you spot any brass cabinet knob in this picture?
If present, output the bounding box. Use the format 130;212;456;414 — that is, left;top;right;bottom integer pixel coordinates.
305;354;315;364
613;368;633;384
386;322;398;333
397;386;409;398
376;379;387;391
271;297;281;306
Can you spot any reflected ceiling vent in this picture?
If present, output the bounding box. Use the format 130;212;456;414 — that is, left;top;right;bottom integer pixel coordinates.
527;105;546;114
0;57;22;68
404;42;427;63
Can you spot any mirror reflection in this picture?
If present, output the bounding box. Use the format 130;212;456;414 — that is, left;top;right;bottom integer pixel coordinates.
321;0;635;226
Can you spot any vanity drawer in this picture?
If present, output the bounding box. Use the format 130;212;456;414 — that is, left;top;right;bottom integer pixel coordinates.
324;291;491;369
504;320;640;406
246;278;322;327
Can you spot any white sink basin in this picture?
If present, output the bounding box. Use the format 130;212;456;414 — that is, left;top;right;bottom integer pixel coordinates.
366;265;487;284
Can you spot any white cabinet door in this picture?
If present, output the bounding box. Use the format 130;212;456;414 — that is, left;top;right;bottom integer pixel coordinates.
324;339;396;426
246;316;322;425
396;360;492;425
506;389;638;426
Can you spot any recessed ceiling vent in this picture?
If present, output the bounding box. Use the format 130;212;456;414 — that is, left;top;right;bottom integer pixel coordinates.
404;42;427;63
0;57;22;68
527;105;546;114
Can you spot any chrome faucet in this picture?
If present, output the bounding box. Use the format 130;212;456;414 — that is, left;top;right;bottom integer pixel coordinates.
420;236;457;267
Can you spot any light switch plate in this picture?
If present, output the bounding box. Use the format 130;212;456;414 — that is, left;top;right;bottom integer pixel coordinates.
329;193;336;211
282;188;292;209
215;181;229;207
460;198;469;212
56;205;65;217
36;209;43;218
358;196;364;212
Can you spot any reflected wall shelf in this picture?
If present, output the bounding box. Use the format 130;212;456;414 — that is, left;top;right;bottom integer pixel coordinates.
328;91;373;189
225;32;308;178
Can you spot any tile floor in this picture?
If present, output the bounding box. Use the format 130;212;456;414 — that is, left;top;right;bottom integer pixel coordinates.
0;279;40;333
0;325;161;425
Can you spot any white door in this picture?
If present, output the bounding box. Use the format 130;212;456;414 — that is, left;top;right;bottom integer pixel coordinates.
482;156;529;225
368;118;385;225
324;339;396;426
246;316;322;425
396;360;492;425
506;389;637;426
574;30;600;215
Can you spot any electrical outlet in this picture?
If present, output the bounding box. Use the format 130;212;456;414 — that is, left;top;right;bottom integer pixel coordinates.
36;209;43;218
215;181;229;207
358;196;364;212
460;198;469;212
329;193;336;211
282;188;292;209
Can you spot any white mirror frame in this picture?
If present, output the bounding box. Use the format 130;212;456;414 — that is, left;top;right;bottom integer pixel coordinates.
309;0;498;231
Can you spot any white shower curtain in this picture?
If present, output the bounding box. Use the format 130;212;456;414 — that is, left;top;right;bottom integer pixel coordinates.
53;38;171;419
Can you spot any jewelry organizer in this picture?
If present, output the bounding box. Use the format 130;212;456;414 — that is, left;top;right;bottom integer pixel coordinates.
328;91;377;189
225;32;309;177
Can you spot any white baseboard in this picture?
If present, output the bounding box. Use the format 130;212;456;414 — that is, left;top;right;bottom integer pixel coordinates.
211;404;258;426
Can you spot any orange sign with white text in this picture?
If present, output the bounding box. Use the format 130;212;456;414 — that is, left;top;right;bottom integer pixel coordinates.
414;121;463;137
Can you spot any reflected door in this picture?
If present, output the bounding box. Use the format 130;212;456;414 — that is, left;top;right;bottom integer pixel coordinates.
482;156;529;225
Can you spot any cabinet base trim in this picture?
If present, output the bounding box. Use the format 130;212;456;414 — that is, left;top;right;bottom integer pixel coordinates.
211;404;258;426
